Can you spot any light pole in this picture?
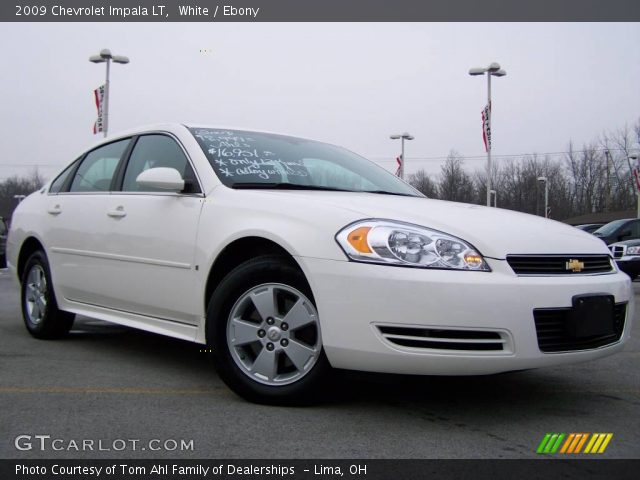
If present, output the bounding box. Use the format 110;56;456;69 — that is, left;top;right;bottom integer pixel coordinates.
489;189;497;208
89;48;129;138
469;62;506;207
630;155;640;218
538;176;549;218
389;133;414;180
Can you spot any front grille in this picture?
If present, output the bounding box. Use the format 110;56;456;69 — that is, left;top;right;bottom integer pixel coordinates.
377;325;508;352
507;255;613;275
609;246;624;259
533;303;626;352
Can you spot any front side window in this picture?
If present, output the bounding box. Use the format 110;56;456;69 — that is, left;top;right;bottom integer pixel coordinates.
189;128;421;196
122;134;198;192
69;139;130;193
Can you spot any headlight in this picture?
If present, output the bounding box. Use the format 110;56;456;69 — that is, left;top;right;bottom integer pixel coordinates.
335;220;490;271
626;246;640;255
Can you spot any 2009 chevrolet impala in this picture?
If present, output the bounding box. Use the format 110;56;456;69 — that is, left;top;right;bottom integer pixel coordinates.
6;124;633;404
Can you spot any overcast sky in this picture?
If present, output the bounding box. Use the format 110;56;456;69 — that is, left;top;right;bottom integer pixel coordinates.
0;22;638;180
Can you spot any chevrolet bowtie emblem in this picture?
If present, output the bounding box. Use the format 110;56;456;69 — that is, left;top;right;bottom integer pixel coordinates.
566;259;585;272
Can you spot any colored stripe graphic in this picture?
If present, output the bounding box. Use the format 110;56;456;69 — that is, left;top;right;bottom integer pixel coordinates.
584;433;614;454
538;433;613;454
537;433;565;454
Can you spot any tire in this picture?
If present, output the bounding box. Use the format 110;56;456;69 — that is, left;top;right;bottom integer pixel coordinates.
207;255;331;405
21;250;74;339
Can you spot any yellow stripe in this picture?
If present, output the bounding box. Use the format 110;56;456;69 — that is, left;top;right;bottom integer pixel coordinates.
560;434;575;454
597;434;613;454
575;433;589;453
567;434;582;454
584;433;598;454
590;434;606;454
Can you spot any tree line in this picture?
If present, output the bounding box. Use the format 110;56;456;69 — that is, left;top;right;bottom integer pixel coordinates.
407;120;640;220
0;120;638;222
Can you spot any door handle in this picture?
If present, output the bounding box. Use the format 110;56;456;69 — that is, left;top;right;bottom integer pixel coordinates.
107;206;127;218
47;205;62;215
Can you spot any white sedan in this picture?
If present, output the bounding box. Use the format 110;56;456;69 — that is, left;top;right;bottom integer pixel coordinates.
6;124;633;404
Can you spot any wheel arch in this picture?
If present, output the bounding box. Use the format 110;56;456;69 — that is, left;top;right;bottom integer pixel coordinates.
203;236;310;316
17;236;46;282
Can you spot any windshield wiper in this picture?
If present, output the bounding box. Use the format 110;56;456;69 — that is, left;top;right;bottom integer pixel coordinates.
231;182;352;192
361;190;417;197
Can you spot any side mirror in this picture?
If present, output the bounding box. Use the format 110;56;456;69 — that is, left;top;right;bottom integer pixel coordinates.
136;167;185;192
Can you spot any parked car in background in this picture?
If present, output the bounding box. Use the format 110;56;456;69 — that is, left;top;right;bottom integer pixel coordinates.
592;218;640;245
609;239;640;280
0;217;7;268
5;124;635;404
574;223;605;234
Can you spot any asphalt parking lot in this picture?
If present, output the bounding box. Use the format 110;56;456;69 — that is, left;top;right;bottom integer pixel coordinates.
0;268;639;459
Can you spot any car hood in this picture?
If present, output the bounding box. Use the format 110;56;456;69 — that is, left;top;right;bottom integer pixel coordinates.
237;190;610;259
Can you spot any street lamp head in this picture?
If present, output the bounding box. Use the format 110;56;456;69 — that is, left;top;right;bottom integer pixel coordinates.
468;67;486;76
89;55;105;63
487;62;501;72
537;176;547;182
112;55;130;64
390;133;413;140
99;48;112;59
492;69;507;77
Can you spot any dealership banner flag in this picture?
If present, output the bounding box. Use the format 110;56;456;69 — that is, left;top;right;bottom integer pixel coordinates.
481;102;491;152
395;155;402;176
93;84;105;134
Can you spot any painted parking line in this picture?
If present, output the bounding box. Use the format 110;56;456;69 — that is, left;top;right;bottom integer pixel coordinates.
0;386;221;395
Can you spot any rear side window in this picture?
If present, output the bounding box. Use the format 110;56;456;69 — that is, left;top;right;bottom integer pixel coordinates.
69;139;130;193
122;134;199;193
49;157;82;194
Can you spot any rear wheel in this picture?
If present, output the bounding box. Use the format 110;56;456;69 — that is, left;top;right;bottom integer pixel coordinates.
207;255;330;405
21;250;74;339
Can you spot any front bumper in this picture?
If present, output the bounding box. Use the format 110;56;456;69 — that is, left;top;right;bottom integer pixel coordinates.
297;256;633;375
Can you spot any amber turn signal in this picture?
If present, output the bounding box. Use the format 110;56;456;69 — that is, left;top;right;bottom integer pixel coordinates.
347;227;372;253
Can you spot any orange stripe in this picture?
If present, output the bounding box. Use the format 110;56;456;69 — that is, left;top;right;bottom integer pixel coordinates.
560;434;576;454
567;434;582;454
574;433;589;453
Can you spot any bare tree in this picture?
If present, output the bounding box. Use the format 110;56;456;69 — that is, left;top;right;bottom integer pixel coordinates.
0;169;45;199
438;151;475;203
407;169;438;198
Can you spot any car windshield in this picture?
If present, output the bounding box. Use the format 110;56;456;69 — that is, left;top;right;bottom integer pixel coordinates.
189;128;421;196
593;219;628;236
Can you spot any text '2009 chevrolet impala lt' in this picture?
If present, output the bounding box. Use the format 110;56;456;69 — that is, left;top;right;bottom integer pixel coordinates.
6;124;634;404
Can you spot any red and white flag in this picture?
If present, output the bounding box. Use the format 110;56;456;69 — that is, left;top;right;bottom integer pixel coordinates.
481;102;491;152
395;155;402;177
93;84;105;134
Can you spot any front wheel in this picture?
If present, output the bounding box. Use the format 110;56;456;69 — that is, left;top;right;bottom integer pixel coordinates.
21;250;74;339
207;255;330;405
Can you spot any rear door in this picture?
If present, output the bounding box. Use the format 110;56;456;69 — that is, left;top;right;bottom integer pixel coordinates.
45;138;131;305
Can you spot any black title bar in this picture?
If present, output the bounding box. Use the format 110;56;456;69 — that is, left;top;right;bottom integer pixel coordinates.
2;0;640;22
2;459;640;480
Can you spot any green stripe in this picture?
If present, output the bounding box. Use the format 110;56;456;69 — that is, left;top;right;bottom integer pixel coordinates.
550;433;566;453
544;434;559;454
537;434;553;454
